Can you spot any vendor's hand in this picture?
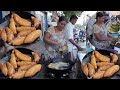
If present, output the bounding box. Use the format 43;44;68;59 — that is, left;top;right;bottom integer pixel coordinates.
107;38;112;41
57;43;62;47
77;46;83;51
110;38;113;41
112;38;118;41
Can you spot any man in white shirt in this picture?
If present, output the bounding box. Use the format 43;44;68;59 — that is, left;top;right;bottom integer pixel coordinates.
64;15;83;54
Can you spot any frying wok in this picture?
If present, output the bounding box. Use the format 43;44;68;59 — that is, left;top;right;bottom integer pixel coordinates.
0;48;42;79
2;48;34;63
44;53;76;78
81;49;120;79
1;11;41;29
0;11;41;46
0;38;6;59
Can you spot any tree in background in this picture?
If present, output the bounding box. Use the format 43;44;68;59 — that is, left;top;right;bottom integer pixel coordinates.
63;11;82;21
75;24;82;30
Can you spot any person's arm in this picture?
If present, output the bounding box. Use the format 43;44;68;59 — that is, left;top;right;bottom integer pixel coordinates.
107;33;113;38
107;31;112;38
104;24;113;38
94;32;111;41
69;39;82;50
43;32;60;45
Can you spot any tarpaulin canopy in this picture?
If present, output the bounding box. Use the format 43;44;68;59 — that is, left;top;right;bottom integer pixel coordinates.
108;11;120;15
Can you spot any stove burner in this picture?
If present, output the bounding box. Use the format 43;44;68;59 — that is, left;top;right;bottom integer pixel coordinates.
46;72;70;79
45;66;72;79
